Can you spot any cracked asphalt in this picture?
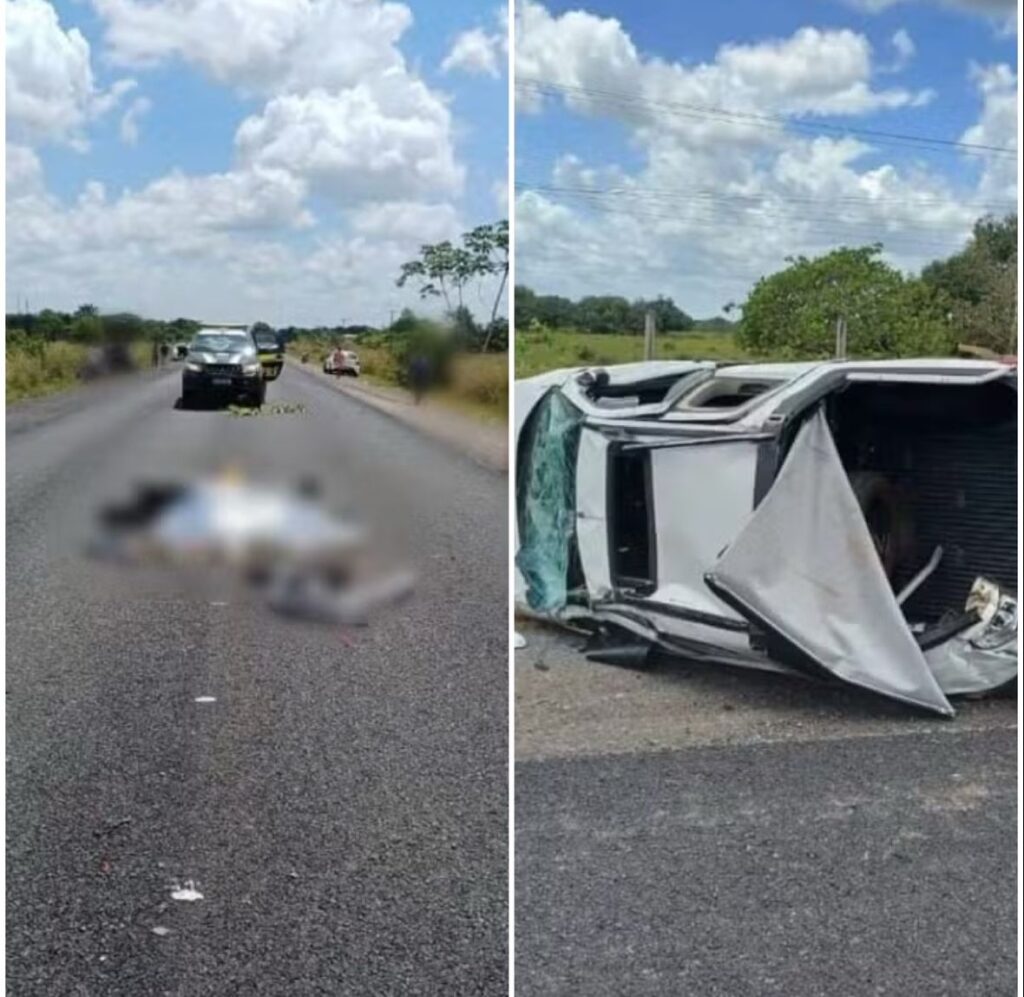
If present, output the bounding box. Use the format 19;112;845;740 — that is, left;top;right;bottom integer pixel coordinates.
6;365;508;996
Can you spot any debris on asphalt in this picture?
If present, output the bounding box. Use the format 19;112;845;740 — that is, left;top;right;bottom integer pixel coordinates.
169;881;203;902
227;402;306;417
151;926;171;937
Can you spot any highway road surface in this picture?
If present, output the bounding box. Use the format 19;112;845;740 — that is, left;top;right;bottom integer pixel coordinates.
515;629;1017;997
7;364;508;996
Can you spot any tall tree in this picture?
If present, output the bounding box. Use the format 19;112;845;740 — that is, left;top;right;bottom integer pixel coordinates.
922;214;1017;354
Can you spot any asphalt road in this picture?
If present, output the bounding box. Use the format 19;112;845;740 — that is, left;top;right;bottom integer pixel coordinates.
515;635;1017;997
7;365;508;996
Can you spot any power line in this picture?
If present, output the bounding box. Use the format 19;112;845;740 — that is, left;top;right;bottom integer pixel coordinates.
516;78;1018;159
515;183;976;254
513;173;1016;212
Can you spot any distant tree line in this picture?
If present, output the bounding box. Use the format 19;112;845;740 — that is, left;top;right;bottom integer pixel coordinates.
515;288;699;334
5;305;203;346
517;213;1016;359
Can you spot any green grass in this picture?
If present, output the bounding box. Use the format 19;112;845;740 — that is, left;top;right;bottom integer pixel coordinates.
514;328;759;378
5;341;90;404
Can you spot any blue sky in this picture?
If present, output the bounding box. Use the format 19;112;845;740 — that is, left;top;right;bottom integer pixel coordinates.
515;0;1017;316
6;0;509;324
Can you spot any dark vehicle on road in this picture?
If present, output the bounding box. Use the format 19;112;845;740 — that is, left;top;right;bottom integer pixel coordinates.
182;327;266;408
252;327;284;382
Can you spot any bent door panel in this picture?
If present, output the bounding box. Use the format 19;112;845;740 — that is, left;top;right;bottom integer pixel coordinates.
705;408;953;715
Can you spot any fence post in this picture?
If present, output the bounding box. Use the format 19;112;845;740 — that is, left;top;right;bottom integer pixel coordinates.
644;310;656;360
834;315;847;359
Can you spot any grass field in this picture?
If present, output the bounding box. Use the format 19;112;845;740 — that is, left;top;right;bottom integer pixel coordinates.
514;328;756;378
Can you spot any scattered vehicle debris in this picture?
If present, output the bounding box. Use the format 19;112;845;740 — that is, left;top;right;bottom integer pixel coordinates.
515;358;1017;715
89;470;415;625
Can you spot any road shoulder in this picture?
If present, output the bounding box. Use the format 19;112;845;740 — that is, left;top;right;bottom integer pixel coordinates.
287;359;508;473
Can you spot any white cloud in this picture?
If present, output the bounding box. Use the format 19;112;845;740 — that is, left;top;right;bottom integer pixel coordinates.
514;2;1014;316
442;6;507;78
119;95;152;145
888;28;916;70
350;201;463;243
442;27;501;77
6;0;134;147
843;0;1017;34
960;62;1019;201
5;143;44;195
516;4;933;143
91;0;412;95
234;84;464;203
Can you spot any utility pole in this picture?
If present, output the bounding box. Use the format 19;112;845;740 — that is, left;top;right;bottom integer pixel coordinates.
834;314;848;360
644;309;656;361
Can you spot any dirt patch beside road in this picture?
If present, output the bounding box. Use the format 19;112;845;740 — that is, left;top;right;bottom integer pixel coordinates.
515;621;1017;760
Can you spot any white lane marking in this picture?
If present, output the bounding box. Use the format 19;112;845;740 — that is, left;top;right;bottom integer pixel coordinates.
194;696;216;703
151;926;171;936
170;881;204;901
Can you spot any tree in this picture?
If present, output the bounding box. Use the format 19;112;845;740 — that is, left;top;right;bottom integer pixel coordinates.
34;309;68;341
736;245;954;358
464;220;509;350
71;313;103;344
628;296;694;333
397;240;474;312
576;295;632;334
922;214;1017;354
75;303;99;318
396;220;509;350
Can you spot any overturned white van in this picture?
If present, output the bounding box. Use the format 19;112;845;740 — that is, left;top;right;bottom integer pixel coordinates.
515;358;1018;716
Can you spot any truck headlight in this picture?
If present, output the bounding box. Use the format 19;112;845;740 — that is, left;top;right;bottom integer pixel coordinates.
185;361;204;373
243;362;262;375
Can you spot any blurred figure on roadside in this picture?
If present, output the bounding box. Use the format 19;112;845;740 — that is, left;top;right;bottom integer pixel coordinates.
160;342;170;363
409;353;430;404
151;340;160;367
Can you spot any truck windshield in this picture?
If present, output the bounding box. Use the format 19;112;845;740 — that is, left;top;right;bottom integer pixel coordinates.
192;334;251;353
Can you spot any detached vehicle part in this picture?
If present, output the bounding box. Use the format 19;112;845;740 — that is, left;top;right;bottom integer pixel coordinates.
515;358;1018;715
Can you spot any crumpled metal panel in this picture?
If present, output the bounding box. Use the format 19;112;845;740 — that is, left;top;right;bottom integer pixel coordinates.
707;408;954;715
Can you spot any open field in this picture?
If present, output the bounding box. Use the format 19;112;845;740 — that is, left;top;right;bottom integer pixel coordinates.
514;328;757;378
5;340;160;404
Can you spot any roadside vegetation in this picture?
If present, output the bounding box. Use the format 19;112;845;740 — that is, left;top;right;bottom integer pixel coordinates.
288;309;509;421
5;308;199;404
516;213;1017;376
287;218;510;420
